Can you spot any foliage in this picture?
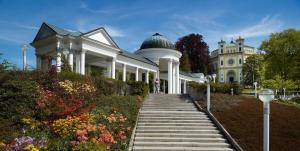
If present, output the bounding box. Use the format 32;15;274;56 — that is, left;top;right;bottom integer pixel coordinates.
175;33;210;74
262;75;297;90
0;53;14;73
61;54;72;73
0;80;39;122
179;50;191;72
260;29;300;80
126;81;149;97
188;81;240;95
72;141;106;151
242;54;264;86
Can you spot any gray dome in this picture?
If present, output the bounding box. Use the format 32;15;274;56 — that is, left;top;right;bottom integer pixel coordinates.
140;33;175;50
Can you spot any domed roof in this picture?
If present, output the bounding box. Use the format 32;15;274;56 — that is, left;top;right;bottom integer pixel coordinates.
140;33;175;50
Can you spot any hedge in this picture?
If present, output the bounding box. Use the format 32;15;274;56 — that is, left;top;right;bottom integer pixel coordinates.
188;81;241;95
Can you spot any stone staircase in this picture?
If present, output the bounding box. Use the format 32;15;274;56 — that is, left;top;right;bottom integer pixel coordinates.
130;94;234;151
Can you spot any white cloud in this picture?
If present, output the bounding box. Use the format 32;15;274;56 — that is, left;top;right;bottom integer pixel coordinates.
225;15;283;38
80;1;116;14
104;25;126;37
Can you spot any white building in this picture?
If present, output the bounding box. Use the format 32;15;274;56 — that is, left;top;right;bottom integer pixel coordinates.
31;23;204;94
211;37;256;84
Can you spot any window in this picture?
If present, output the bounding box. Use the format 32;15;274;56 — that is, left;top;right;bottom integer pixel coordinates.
239;59;242;64
221;49;223;53
221;60;223;65
221;45;223;47
228;59;234;65
239;47;242;52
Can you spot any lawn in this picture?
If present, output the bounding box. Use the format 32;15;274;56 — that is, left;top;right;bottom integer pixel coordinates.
206;93;300;151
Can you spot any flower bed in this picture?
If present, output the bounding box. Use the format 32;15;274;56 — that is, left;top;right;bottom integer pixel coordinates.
0;69;143;150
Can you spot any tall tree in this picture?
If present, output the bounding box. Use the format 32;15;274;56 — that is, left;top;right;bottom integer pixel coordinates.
242;55;264;86
175;33;210;74
260;29;300;80
179;51;191;72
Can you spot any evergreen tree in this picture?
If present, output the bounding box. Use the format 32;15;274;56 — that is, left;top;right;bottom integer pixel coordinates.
180;51;191;72
61;54;72;73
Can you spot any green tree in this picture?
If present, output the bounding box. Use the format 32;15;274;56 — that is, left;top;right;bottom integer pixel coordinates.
61;54;72;73
179;51;191;72
0;53;13;73
242;54;264;86
260;29;300;80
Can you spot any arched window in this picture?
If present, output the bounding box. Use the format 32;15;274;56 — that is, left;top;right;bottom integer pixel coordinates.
221;60;223;65
239;59;242;64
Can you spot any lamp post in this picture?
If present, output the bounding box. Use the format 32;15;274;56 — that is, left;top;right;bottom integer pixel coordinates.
205;75;212;111
212;74;216;83
258;89;274;151
253;82;258;98
231;88;234;96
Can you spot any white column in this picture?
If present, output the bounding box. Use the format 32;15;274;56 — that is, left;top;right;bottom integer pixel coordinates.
69;51;73;71
22;45;28;71
145;70;149;84
56;51;62;72
135;67;139;81
69;42;73;71
207;82;211;111
172;62;176;93
168;60;173;94
111;57;116;79
183;80;187;94
122;64;126;82
36;55;42;69
179;79;182;94
75;52;81;73
153;72;157;93
176;62;180;94
80;50;85;75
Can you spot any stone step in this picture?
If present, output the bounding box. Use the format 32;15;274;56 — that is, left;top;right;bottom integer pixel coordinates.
135;129;220;134
138;123;214;126
138;119;212;123
135;133;223;138
137;125;217;130
142;109;198;111
133;142;230;148
139;117;209;120
132;146;233;151
134;137;226;143
139;114;207;117
140;110;205;114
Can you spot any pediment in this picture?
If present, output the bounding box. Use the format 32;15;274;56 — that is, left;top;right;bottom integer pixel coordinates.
32;23;56;43
83;28;119;49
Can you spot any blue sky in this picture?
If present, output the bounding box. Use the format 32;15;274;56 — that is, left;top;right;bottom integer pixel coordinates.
0;0;300;68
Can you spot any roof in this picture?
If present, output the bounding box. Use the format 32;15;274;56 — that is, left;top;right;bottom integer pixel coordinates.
179;71;201;78
140;33;175;50
119;50;158;66
44;22;82;37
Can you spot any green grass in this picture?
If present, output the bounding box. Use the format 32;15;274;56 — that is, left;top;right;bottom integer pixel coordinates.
241;88;255;93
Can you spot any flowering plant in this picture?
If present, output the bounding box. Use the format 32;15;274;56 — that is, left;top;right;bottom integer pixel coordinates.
4;136;47;151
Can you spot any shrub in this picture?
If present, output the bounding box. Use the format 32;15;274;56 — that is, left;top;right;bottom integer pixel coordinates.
0;80;38;122
187;81;240;95
72;141;106;151
126;81;149;97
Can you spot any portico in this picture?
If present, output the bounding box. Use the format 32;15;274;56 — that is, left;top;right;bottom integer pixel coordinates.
31;23;204;94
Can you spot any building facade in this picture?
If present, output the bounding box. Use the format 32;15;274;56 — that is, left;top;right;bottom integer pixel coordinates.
31;23;205;94
211;37;256;84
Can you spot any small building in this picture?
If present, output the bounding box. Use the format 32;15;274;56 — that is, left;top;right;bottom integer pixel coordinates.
31;23;205;94
211;37;256;84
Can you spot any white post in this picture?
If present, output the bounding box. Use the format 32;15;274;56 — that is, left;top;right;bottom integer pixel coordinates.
168;60;173;94
22;45;27;70
80;50;85;75
75;52;81;73
176;63;180;94
111;57;116;79
263;102;270;151
207;82;211;111
135;67;139;81
183;80;187;94
122;64;126;82
231;88;234;96
69;42;73;71
172;62;176;93
56;51;62;72
254;82;258;98
179;79;182;94
146;70;149;84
